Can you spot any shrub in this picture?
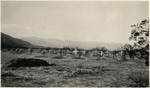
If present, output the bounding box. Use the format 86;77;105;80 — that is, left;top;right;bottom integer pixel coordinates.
78;65;85;69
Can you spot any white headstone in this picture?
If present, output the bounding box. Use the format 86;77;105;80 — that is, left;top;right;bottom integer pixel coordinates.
120;50;123;56
100;51;103;56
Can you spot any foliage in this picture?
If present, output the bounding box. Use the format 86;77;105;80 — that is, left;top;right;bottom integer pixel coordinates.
122;44;135;58
100;47;108;53
28;48;33;54
122;44;133;52
91;47;108;54
129;19;149;51
129;19;149;65
41;49;47;56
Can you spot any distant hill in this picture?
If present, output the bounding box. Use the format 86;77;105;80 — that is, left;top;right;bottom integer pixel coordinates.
22;37;123;50
1;33;40;48
1;32;123;50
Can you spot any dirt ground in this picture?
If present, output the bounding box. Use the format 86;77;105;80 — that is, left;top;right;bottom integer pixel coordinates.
1;51;149;87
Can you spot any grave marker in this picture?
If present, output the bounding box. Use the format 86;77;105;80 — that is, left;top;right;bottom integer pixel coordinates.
73;48;79;55
100;50;103;59
59;49;63;57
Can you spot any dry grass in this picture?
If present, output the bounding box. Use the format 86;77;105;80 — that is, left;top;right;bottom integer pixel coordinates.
1;51;149;87
127;71;149;87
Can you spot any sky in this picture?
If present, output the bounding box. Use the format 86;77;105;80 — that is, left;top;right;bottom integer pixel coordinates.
1;1;149;44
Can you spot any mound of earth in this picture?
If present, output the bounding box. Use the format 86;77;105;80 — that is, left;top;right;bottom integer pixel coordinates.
3;58;53;67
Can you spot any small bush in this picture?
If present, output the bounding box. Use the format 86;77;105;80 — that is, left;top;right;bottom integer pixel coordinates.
78;65;85;69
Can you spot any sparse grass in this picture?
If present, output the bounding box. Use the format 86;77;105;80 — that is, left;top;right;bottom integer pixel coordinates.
31;81;47;86
1;71;34;87
11;76;33;81
66;69;100;77
72;57;84;59
1;51;149;87
35;55;48;58
1;72;16;77
127;71;149;87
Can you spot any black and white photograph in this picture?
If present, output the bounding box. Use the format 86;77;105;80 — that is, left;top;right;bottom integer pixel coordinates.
1;1;149;87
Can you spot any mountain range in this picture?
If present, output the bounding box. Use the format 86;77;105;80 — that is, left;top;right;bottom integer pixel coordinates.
1;32;123;50
21;37;123;50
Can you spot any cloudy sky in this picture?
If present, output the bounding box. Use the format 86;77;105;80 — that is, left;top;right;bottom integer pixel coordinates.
1;1;149;43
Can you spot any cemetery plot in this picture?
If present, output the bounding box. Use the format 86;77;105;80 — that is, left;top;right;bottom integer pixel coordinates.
1;47;149;87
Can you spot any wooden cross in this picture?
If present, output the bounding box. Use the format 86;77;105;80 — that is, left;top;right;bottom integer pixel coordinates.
59;49;63;57
63;47;67;55
82;50;86;54
73;48;79;55
120;46;123;56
